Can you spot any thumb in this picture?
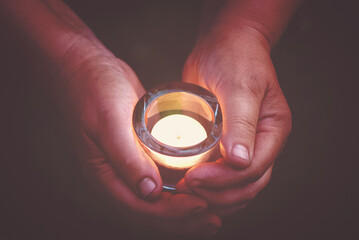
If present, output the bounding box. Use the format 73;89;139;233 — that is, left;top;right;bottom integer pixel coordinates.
97;98;163;200
215;81;265;168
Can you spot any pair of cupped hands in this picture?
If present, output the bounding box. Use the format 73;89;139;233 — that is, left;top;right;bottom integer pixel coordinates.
55;27;291;235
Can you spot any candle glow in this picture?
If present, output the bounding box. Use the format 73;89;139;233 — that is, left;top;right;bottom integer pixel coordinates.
151;114;207;148
148;114;208;169
133;82;222;189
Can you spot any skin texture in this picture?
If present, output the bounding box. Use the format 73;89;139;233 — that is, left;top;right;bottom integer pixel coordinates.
176;0;298;216
1;0;299;234
58;46;221;234
177;27;292;216
0;0;221;234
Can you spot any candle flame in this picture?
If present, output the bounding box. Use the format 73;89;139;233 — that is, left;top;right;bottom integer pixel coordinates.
151;114;207;148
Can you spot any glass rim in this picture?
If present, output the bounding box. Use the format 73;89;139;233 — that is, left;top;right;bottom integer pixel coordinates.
132;82;222;157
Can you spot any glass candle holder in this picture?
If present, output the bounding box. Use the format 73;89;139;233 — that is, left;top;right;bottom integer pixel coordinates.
133;82;222;191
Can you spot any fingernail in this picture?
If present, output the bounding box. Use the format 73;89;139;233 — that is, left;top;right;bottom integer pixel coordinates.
232;144;250;163
190;179;202;187
138;177;156;198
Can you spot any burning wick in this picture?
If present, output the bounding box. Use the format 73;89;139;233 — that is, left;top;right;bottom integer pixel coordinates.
151;114;207;148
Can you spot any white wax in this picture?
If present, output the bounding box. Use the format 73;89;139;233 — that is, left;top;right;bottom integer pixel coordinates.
151;114;207;148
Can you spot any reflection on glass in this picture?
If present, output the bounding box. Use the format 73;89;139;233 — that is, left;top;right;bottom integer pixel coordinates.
133;82;222;190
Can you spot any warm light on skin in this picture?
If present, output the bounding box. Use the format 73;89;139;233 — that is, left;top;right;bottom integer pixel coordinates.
151;114;207;148
149;114;208;169
144;146;209;169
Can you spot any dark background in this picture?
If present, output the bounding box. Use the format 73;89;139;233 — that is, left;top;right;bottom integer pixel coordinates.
1;0;358;239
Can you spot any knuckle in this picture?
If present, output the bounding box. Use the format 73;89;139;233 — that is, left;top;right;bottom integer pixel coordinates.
226;115;257;136
214;66;266;97
213;74;232;95
277;102;292;138
243;77;267;102
242;183;262;203
244;190;257;202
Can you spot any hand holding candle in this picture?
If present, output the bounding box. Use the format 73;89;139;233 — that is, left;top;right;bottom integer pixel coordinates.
53;55;221;234
179;8;293;215
2;0;297;234
2;0;223;234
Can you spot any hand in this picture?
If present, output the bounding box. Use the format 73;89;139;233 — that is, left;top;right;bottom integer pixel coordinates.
178;27;292;216
54;39;221;234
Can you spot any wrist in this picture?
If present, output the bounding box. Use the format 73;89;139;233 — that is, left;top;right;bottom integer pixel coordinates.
197;0;301;51
186;19;274;92
201;18;272;54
